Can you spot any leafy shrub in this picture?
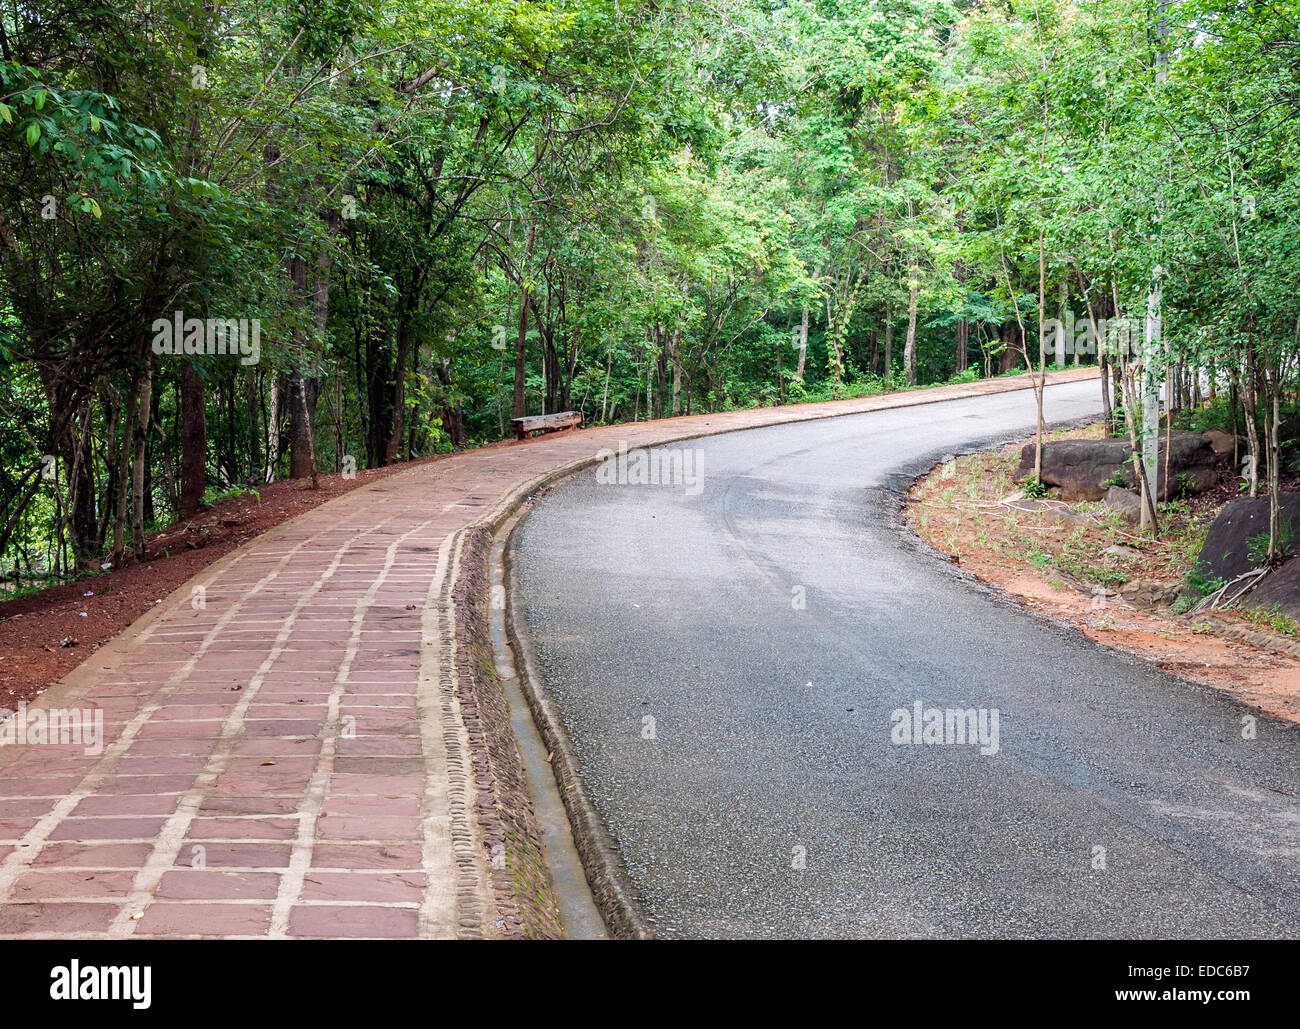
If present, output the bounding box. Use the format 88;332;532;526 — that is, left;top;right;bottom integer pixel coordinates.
1246;522;1295;566
1183;561;1227;599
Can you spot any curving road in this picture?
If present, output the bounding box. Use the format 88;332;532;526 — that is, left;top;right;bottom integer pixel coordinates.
511;379;1300;939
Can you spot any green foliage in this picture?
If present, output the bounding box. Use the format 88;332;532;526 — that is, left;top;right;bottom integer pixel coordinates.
203;484;261;508
1183;563;1228;600
1237;604;1300;638
1247;524;1296;567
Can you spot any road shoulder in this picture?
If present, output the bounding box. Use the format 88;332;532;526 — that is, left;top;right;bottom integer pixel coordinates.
908;436;1300;726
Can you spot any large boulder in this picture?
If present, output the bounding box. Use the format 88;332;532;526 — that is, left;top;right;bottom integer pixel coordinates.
1017;437;1128;500
1017;431;1221;501
1243;558;1300;619
1196;493;1300;581
1203;429;1244;463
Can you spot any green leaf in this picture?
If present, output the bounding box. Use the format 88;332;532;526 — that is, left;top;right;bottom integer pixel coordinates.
25;121;40;146
0;104;11;124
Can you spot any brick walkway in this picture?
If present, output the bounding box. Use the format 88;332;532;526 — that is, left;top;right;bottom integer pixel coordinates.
0;368;1096;938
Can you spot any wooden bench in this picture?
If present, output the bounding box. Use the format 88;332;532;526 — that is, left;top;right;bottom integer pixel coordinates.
510;411;582;440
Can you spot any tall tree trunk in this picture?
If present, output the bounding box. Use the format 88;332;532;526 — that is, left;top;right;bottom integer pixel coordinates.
1035;229;1047;477
512;218;537;419
903;260;919;386
111;383;137;567
1119;354;1160;531
1267;359;1283;563
264;376;281;483
288;377;318;484
955;256;969;374
997;322;1021;373
55;403;96;567
669;327;682;415
1100;354;1114;433
386;302;413;463
131;359;154;561
641;328;651;419
435;361;466;448
512;287;530;421
309;207;338;475
600;331;613;424
653;325;667;420
61;405;96;568
98;388;121;549
1242;344;1260;498
883;310;893;382
795;306;808;382
179;361;207;517
285;252;319;484
1059;279;1073;367
177;17;208;517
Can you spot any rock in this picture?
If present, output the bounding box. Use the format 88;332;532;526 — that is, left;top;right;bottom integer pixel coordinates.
1203;429;1243;462
1047;510;1089;527
1105;486;1142;524
1191;493;1300;623
1196;493;1300;581
1104;543;1141;558
1004;498;1088;526
1016;437;1128;500
1244;557;1300;620
1016;432;1221;501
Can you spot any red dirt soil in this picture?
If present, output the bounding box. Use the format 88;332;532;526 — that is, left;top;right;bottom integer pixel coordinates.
909;445;1300;726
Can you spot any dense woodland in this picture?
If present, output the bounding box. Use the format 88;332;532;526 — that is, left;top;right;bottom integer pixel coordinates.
1;0;1297;585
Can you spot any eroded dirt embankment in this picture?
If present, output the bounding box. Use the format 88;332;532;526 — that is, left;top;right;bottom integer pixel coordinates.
909;436;1300;726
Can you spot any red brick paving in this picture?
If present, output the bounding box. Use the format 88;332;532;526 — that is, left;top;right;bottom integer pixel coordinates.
0;369;1096;938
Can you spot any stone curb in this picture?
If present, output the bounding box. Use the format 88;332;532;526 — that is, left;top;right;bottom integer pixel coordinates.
500;513;655;939
1194;613;1300;661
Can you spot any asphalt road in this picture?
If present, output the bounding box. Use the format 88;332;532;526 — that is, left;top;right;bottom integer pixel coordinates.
511;380;1300;939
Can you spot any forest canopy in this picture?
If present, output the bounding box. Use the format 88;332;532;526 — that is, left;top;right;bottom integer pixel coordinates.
1;0;1297;581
